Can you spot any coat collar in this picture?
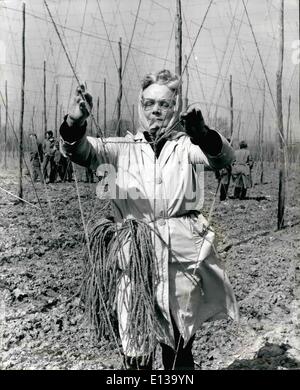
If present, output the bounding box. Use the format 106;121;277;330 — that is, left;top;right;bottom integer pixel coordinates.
133;131;145;141
133;130;181;168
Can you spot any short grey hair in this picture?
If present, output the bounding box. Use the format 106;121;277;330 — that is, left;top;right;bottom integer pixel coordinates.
141;69;180;94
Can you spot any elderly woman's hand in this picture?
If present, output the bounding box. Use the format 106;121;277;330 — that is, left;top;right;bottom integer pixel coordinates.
67;84;93;127
180;105;208;143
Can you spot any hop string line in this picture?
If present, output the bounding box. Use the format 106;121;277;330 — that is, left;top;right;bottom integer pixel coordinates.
43;0;149;362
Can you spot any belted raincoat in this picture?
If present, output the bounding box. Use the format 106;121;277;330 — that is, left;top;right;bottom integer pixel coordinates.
60;99;239;356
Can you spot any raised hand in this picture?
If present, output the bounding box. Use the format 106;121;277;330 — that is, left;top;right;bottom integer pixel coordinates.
180;104;208;142
67;84;93;127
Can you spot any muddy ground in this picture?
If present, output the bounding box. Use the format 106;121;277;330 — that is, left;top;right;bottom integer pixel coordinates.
0;163;299;370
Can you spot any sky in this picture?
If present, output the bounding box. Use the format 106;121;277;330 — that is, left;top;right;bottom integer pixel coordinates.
0;0;299;143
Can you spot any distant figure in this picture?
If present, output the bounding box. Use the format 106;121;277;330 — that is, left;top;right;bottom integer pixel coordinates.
232;140;254;199
215;138;232;201
215;166;232;201
53;141;73;182
61;156;73;182
42;130;56;183
29;133;44;183
53;141;62;182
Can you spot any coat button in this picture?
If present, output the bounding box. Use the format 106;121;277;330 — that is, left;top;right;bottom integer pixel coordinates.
156;177;162;184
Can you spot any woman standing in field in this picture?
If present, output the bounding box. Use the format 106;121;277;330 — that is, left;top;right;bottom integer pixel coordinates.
59;69;239;370
232;140;254;200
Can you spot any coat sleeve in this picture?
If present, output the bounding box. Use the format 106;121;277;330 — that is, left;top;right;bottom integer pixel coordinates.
188;131;235;170
59;118;120;170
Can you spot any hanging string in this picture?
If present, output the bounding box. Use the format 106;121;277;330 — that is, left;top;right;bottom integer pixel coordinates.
182;14;208;118
43;0;127;357
66;0;88;111
95;0;142;131
0;185;41;209
180;0;214;84
241;0;276;110
72;163;124;360
43;0;106;141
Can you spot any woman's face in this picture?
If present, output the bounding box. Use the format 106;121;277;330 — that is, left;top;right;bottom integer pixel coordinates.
142;83;176;134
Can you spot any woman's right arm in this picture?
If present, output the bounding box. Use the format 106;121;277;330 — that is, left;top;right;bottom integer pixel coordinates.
59;85;118;169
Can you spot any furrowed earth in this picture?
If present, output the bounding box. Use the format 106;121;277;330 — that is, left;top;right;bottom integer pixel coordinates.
0;163;299;370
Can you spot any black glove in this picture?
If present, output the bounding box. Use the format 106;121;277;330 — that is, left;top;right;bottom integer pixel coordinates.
180;105;208;144
67;84;93;127
180;105;222;155
60;84;92;143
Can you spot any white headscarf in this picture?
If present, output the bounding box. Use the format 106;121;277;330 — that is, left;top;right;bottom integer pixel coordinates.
136;88;186;142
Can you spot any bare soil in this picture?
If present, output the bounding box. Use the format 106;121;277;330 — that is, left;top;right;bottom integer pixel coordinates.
0;163;299;370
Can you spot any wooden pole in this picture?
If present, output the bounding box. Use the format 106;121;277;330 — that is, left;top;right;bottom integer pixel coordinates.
5;80;8;169
268;126;272;164
55;83;58;138
31;106;35;133
41;111;44;137
12;110;15;158
237;116;242;143
96;96;99;137
132;104;135;131
184;54;189;111
260;81;265;183
43;60;47;136
286;95;291;167
117;38;122;137
289;115;293;165
59;104;63;126
103;78;107;137
258;111;261;164
229;74;233;138
96;96;100;125
277;0;285;230
18;2;25;201
175;0;182;110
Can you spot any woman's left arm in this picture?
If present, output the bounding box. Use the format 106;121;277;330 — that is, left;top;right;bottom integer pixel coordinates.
181;106;235;170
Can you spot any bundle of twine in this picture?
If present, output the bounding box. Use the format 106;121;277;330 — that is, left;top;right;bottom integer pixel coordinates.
81;217;164;358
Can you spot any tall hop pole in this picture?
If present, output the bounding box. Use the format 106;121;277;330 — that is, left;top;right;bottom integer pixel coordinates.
43;60;47;135
18;2;26;201
229;74;233;139
184;54;189;111
55;83;58;138
175;0;182;111
103;78;107;137
260;81;265;183
286;95;291;168
117;38;122;137
277;0;286;230
4;80;8;169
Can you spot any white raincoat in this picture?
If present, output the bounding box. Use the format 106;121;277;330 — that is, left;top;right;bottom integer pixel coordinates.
60;99;239;356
